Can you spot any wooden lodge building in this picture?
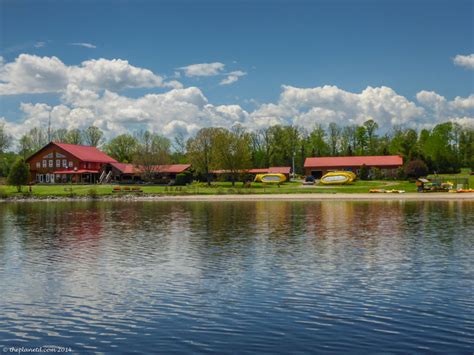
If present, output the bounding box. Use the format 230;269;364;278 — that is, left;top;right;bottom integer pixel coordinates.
26;142;192;184
304;155;403;178
26;142;118;184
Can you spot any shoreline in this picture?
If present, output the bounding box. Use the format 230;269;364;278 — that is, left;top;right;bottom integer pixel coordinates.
2;192;474;202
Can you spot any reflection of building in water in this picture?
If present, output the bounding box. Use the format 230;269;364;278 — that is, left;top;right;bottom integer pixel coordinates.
302;201;409;268
303;201;404;239
254;201;292;237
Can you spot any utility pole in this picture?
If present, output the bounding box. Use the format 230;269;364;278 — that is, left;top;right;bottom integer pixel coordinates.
47;111;52;142
292;150;296;180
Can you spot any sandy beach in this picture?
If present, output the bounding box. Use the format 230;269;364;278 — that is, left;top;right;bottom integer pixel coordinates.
151;192;474;202
4;192;474;203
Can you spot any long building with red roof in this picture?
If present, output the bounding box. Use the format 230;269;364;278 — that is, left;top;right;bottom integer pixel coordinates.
304;155;403;178
211;166;291;179
106;162;191;183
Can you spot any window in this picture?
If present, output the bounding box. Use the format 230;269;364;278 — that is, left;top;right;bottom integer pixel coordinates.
39;174;43;183
68;161;73;167
45;174;49;183
36;162;41;168
62;159;67;167
48;160;53;168
50;174;55;183
42;160;47;168
56;160;61;168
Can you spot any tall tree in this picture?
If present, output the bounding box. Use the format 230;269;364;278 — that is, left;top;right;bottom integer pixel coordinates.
52;128;69;143
308;125;329;157
186;127;219;185
65;129;83;145
328;122;341;156
213;126;252;186
389;127;419;161
104;134;138;163
0;123;12;153
341;125;356;155
363;119;379;154
355;125;368;155
171;132;188;164
423;122;461;173
19;127;48;158
133;131;171;181
83;126;104;147
459;128;474;169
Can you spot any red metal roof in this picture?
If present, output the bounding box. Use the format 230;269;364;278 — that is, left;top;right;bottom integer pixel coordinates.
304;155;403;168
213;167;291;174
247;168;269;174
53;142;117;163
110;163;191;174
268;166;292;174
110;162;137;174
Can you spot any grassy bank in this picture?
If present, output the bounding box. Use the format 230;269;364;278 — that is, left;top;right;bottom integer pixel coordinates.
2;173;472;198
0;179;419;198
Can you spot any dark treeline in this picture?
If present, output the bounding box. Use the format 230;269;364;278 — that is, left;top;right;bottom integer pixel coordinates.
1;120;473;179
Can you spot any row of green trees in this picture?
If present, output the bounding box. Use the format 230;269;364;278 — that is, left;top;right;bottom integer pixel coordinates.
1;120;473;185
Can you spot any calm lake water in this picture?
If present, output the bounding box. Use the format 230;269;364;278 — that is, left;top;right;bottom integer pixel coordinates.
0;200;473;353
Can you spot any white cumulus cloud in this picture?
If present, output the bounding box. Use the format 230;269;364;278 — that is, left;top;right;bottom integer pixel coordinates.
178;62;225;77
70;42;97;49
1;53;472;143
453;54;474;69
7;84;473;142
0;54;181;95
220;70;247;85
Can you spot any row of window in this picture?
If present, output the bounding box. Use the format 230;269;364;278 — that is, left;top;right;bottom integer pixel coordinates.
35;160;74;169
36;173;56;183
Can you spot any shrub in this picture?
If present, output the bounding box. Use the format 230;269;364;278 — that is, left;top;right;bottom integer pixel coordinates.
359;164;369;180
370;167;383;180
396;166;406;179
7;158;30;192
175;173;187;186
0;188;7;199
405;159;429;179
87;188;98;199
182;171;193;184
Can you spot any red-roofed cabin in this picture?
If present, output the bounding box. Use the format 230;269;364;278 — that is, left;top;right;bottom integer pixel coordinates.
304;156;403;179
26;142;117;184
105;162;191;184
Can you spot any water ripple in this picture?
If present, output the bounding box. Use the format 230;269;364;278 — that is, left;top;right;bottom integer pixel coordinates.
0;200;473;353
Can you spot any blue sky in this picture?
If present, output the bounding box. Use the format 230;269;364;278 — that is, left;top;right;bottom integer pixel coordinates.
0;0;473;139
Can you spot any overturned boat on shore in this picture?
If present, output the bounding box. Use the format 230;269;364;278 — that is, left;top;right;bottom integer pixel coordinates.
254;173;287;183
320;171;355;185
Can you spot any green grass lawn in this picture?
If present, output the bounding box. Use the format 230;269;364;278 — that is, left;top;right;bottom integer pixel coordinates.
0;179;420;198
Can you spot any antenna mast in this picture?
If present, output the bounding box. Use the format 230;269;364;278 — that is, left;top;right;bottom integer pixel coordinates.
48;111;52;142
